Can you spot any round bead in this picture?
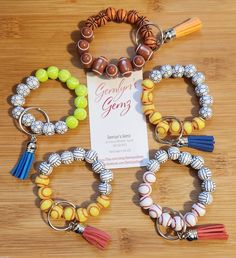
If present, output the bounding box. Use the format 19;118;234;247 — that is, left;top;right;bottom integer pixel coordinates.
48;153;61;167
170;119;181;134
149;70;162;83
66;76;79;90
38;186;52;199
192;203;206;217
47;66;59;79
156;121;169;137
43;122;55;136
61;151;74;165
85;149;98;163
74;96;88;108
85;16;98;30
105;7;116;21
171;215;185;231
74;108;87;121
75;84;88;97
116;8;127;22
16;83;30;97
63;206;76;221
35;174;50;187
198;167;212;180
184;64;197;78
195;84;209;97
31;120;44;134
38;162;53;176
65;116;79;129
12;106;24;119
76;208;89;222
198;191;213;205
54;121;68;134
167;146;181;160
149;204;162;219
139;26;154;38
141;90;153;104
96;12;108;27
183;121;193;135
143;104;155;116
127;10;139;24
192;117;205;130
25;76;40;90
184;212;198;227
98;182;112;195
97;195;110;208
22;113;35;127
118;57;133;77
11;94;25;106
50;205;63;220
158;212;172;227
199;106;213;120
140;196;153;209
81;26;94;42
178;152;192;166
154;149;168;164
100;169;113;183
191;155;204;170
92;160;105;173
143;171;156;184
73;147;86;161
92;56;108;76
58;69;71;83
132;55;145;70
149;111;162;125
192;72;205;86
40;199;53;212
160;64;172;78
146;159;160;173
35;68;48;82
137;16;149;27
142;79;154;91
138;183;152;196
87;203;100;217
201;179;216;192
81;53;94;69
77;39;89;54
199;95;213;107
172;64;184;78
144;36;158;50
106;64;119;78
136;44;153;61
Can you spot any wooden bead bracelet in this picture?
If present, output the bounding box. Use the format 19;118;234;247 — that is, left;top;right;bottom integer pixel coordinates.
139;146;228;241
35;147;113;249
141;64;213;137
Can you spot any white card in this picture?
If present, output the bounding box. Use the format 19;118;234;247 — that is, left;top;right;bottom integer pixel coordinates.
87;70;149;169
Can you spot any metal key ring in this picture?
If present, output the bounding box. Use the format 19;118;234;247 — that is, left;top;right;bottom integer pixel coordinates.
47;200;76;232
154;116;184;146
18;107;50;137
135;23;164;51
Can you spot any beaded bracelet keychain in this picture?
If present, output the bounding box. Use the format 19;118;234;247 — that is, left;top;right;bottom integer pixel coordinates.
138;117;228;241
78;7;202;78
10;66;88;180
35;147;113;249
141;64;215;152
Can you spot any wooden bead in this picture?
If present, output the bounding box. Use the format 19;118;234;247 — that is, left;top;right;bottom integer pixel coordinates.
117;57;133;77
169;119;181;134
63;206;76;221
106;64;119;78
38;187;52;199
184;212;198;227
139;26;154;39
140;196;153;209
192;203;206;217
87;203;100;217
156;121;169;137
136;44;153;61
96;12;108;27
132;55;145;70
149;204;162;219
192;117;205;130
77;39;89;54
137;16;149;28
116;9;127;23
149;112;162;125
142;79;154;91
171;215;185;231
105;7;116;21
141;90;153;104
40;199;53;212
85;16;98;30
97;195;110;208
127;10;139;24
138;183;152;196
80;53;94;69
144;36;158;50
76;208;89;222
183;121;194;135
35;174;50;187
50;205;63;220
143;103;155;116
80;27;94;42
158;212;172;227
92;56;108;76
143;171;156;184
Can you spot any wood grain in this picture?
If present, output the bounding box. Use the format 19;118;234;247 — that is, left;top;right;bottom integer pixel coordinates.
0;0;236;257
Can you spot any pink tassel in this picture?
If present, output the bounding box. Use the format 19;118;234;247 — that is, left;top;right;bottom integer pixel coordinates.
197;224;229;240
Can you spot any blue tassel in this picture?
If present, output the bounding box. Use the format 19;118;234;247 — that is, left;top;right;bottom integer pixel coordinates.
11;140;37;180
186;135;215;152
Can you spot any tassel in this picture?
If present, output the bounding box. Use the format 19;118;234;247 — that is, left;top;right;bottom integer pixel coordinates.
164;17;202;43
11;138;37;180
73;224;111;249
185;224;229;241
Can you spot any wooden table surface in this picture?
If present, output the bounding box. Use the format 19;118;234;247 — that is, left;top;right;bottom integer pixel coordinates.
0;0;236;257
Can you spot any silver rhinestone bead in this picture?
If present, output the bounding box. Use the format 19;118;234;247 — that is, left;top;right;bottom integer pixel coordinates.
178;152;192;166
55;121;68;135
98;182;112;195
154;149;168;164
172;64;184;78
160;64;172;78
195;84;209;97
199;106;213;120
61;151;74;164
43;122;55;136
192;72;205;86
22;113;35;127
11;94;25;106
73;147;86;161
12;106;25;119
184;64;197;78
31;120;44;134
100;169;113;183
85;150;98;163
38;162;53;175
201;180;216;192
146;159;160;173
149;70;162;83
92;160;105;173
198;191;213;205
167;146;180;160
25;76;40;90
16;83;30;97
48;153;61;167
198;167;212;180
199;95;213;107
190;155;204;170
